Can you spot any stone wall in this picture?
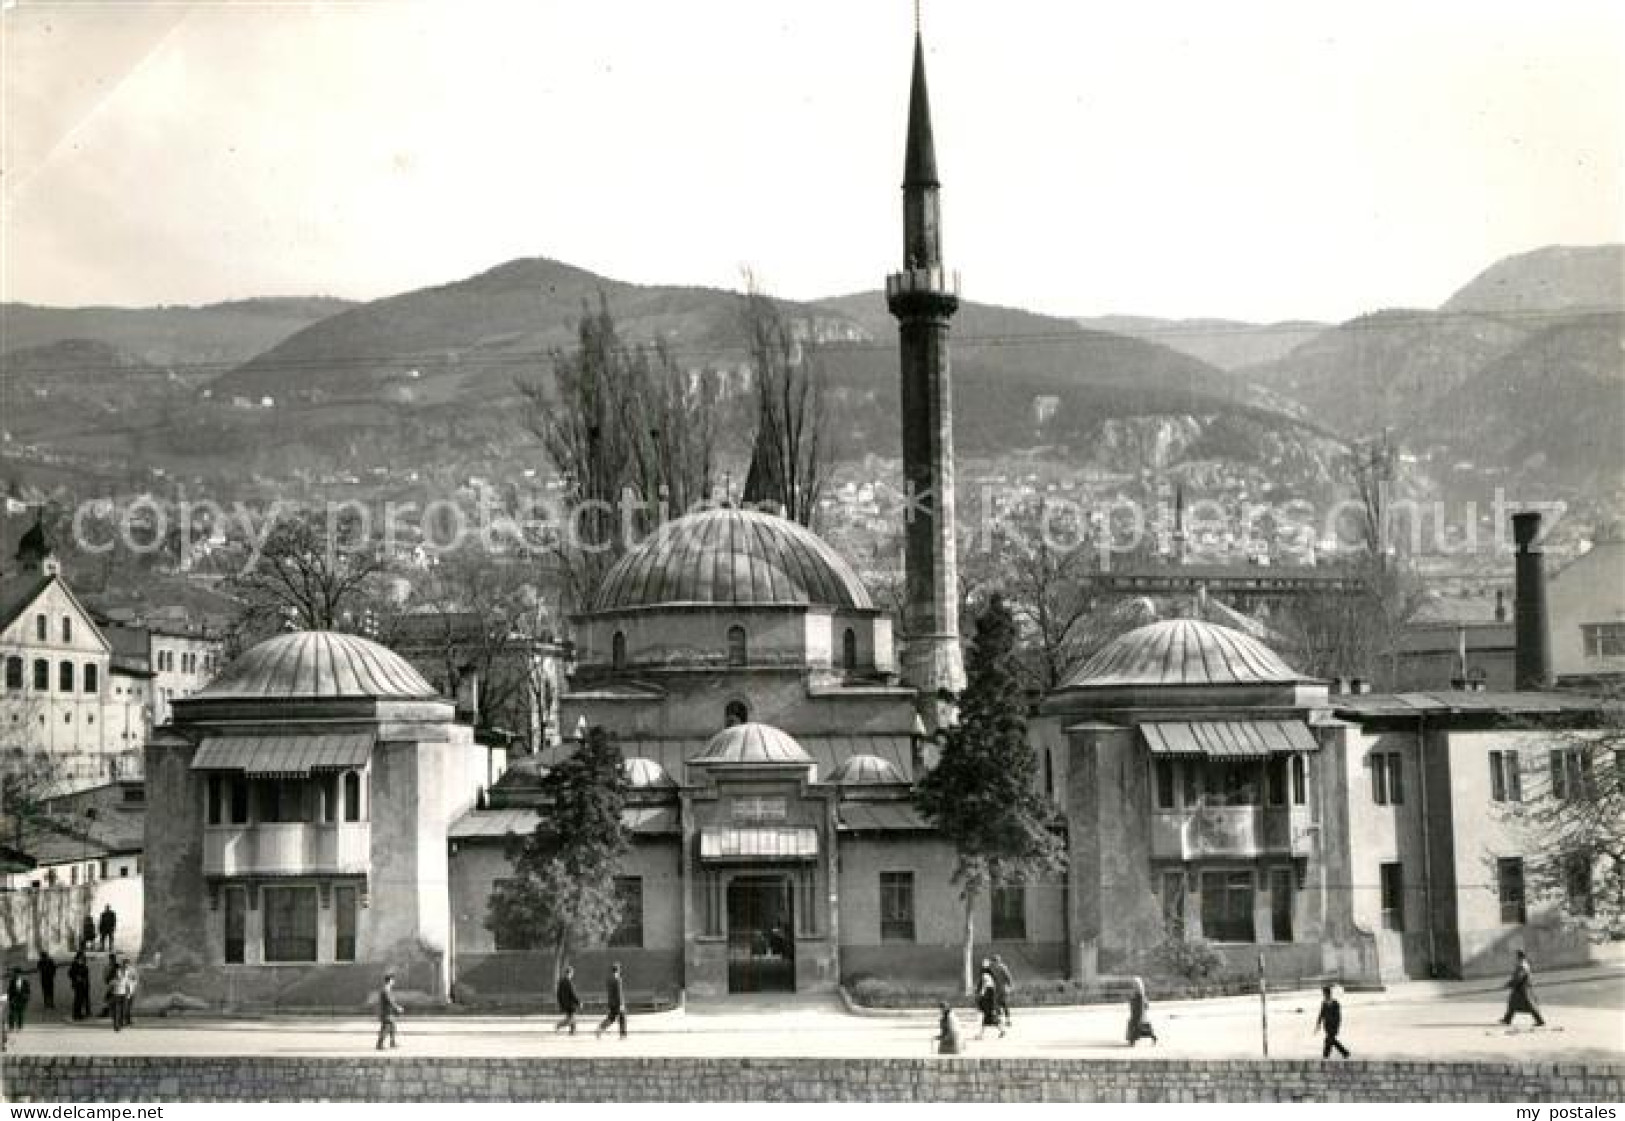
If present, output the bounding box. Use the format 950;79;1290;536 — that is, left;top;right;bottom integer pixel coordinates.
8;1056;1621;1103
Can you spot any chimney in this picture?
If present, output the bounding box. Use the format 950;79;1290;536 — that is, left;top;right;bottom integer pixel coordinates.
1512;512;1551;691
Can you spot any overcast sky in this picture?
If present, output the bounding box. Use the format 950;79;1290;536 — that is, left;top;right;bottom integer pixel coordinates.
2;0;1621;322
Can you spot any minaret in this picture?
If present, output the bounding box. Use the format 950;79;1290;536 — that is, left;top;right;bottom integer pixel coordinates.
887;29;965;719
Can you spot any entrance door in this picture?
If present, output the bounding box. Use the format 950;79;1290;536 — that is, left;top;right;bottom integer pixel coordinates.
726;875;795;993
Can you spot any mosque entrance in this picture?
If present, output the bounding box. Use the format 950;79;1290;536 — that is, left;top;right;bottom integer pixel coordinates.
726;875;795;993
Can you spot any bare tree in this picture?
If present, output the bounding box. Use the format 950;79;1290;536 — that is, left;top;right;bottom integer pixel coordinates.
521;294;720;610
378;548;561;754
739;278;831;527
1508;701;1625;938
226;508;393;637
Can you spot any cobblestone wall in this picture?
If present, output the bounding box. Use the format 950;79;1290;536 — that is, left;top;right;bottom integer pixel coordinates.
8;1057;1622;1102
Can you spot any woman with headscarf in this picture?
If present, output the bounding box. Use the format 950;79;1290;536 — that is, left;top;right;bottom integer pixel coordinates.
1126;976;1158;1046
975;960;1004;1039
934;1000;964;1054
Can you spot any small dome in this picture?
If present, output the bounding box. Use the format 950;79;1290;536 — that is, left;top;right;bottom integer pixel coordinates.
623;757;676;789
828;754;906;785
692;722;814;766
199;630;437;700
1063;619;1304;689
593;507;872;612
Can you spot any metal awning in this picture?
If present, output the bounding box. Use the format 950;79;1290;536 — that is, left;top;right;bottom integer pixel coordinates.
1141;720;1318;758
838;802;931;832
191;732;374;776
699;825;818;862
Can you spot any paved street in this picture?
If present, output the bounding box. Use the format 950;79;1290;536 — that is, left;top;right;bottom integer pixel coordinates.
3;969;1620;1064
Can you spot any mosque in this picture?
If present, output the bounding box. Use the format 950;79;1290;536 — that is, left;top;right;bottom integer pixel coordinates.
139;31;1603;1007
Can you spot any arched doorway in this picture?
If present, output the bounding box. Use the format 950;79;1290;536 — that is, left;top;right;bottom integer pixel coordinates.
726;875;795;993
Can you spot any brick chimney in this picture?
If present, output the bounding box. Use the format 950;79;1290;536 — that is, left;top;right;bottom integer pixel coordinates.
1512;512;1551;691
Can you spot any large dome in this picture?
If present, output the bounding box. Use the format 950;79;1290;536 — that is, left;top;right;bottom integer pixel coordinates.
1062;618;1305;689
592;507;872;612
199;630;438;700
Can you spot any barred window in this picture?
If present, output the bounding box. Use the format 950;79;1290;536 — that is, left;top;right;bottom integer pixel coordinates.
1497;857;1526;925
991;883;1027;941
610;876;644;948
880;872;915;942
1380;862;1404;931
262;886;318;963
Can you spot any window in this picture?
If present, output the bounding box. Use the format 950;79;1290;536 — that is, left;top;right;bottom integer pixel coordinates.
1201;870;1255;943
1269;867;1294;942
62;616;72;643
1370;752;1404;805
1267;756;1288;806
343;771;363;821
1380;863;1405;931
228;776;249;824
59;661;74;692
33;659;48;691
207;775;223;825
1044;749;1054;801
334;885;359;961
1549;748;1595;802
1182;764;1199;808
880;871;916;942
1497;857;1526;925
36;614;46;642
1291;755;1307;805
1160;870;1186;937
609;876;643;948
726;625;747;667
842;627;858;672
1564;853;1594;918
490;879;533;950
724;699;750;726
1489;751;1523;803
223;888;246;964
83;663;98;694
4;657;21;690
1203;762;1260;806
611;631;626;670
1580;623;1625;657
991;883;1027;941
1154;759;1176;809
263;886;319;962
258;779;316;823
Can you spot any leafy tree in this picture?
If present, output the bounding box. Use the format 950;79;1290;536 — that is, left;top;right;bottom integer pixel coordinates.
486;725;630;984
521;295;720;610
1510;702;1625;938
226;507;393;638
913;594;1067;993
739;279;830;527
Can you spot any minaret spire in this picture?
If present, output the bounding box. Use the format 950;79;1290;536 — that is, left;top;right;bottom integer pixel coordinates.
887;24;964;725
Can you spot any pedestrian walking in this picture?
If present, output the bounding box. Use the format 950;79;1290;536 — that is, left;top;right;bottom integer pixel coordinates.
1314;984;1349;1058
6;967;31;1031
376;973;403;1050
101;954;120;1018
1125;976;1158;1046
98;905;118;953
975;960;1004;1039
106;962;131;1031
1500;949;1546;1027
124;960;140;1026
554;965;581;1034
80;915;96;954
991;954;1015;1027
934;1000;963;1055
37;949;56;1011
596;962;627;1039
68;950;91;1020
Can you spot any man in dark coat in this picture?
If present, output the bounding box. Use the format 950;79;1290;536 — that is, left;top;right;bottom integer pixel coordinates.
80;915;96;953
6;968;30;1031
97;906;118;953
1501;950;1546;1027
376;973;403;1050
554;965;581;1034
991;954;1015;1027
101;954;120;1017
1314;984;1349;1057
596;962;627;1039
36;950;57;1011
67;951;91;1020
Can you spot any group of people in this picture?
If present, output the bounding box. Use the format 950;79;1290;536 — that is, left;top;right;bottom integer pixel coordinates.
0;944;139;1050
375;961;634;1051
936;949;1550;1059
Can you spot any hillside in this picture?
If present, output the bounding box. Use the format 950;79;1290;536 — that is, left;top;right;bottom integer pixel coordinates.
0;297;355;373
1072;315;1329;371
1441;244;1623;319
